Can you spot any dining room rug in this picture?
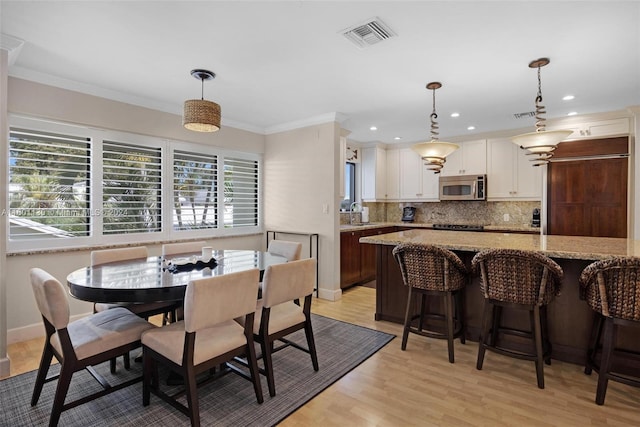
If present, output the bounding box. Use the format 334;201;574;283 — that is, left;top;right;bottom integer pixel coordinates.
1;314;394;426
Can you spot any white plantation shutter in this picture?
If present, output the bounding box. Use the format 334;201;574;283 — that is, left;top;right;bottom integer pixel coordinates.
102;140;162;234
173;150;218;230
8;128;91;240
223;156;259;228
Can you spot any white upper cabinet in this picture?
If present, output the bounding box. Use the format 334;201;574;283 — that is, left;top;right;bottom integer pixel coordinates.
399;148;439;201
385;148;400;200
487;138;541;200
440;139;487;176
361;147;387;201
547;117;629;141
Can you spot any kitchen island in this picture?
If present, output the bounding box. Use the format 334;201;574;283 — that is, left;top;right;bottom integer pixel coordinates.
360;228;640;364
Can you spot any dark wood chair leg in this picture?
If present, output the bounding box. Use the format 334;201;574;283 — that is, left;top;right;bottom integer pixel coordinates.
533;305;545;389
50;362;75;427
246;341;264;404
457;290;466;345
596;318;616;405
304;319;319;371
401;287;413;351
477;301;492;370
142;351;152;406
444;291;455;363
184;364;200;427
540;306;552;365
490;305;502;347
261;338;276;397
585;313;603;375
31;342;54;406
418;293;427;331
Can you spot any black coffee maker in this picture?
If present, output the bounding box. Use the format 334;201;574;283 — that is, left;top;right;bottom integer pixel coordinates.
532;208;541;228
402;207;416;222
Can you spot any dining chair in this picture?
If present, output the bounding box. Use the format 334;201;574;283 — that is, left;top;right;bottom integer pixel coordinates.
392;243;469;363
142;268;263;426
580;256;640;405
267;239;303;261
29;268;156;427
472;249;563;389
162;241;207;257
241;258;318;397
92;246;180;369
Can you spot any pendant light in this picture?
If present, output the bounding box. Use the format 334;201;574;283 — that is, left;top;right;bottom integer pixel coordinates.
183;69;221;132
411;82;459;174
511;58;571;166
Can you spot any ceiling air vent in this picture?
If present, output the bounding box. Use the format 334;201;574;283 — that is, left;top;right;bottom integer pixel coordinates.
341;17;396;48
513;111;536;119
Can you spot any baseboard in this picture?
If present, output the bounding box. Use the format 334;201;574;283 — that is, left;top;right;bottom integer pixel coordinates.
0;356;10;378
7;312;91;345
317;287;342;302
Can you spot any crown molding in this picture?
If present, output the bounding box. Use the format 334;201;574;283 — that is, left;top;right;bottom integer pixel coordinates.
0;33;24;66
264;112;348;135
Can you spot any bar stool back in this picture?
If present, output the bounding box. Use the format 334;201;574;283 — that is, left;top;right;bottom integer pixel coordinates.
580;256;640;405
472;249;563;389
393;243;469;363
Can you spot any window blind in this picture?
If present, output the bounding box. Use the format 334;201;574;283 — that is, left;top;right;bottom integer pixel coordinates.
173;150;218;230
223;157;259;228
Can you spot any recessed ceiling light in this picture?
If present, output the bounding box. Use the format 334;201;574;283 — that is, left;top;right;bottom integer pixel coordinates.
563;95;575;101
370;126;377;131
467;126;475;131
394;136;402;140
567;111;578;116
450;112;460;118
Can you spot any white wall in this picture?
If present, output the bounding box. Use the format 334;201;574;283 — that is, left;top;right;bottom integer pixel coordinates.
263;122;342;301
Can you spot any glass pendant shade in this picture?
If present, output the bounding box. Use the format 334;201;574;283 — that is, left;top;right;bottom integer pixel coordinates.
411;140;460;162
183;99;221;132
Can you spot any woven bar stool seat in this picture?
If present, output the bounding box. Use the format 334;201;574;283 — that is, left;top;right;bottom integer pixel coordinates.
580;256;640;405
393;243;469;363
472;249;563;389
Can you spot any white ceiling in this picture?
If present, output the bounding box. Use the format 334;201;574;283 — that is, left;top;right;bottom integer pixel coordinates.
1;1;639;145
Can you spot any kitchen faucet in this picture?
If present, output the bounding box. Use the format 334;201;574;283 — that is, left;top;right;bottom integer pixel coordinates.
349;202;361;225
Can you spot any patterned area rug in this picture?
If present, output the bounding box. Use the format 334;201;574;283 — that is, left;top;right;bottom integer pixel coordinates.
1;314;394;426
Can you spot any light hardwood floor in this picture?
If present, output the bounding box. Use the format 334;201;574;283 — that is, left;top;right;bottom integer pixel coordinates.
6;286;640;426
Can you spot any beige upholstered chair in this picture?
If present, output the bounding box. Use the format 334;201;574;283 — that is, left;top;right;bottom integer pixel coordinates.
162;241;207;257
580;256;640;405
29;268;155;427
392;243;469;363
267;239;303;261
244;258;318;397
142;268;263;426
472;249;563;389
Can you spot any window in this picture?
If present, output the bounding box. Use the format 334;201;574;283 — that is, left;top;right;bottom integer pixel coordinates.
341;162;356;211
223;156;259;228
173;150;218;230
7;116;262;252
8;128;91;240
102;140;162;234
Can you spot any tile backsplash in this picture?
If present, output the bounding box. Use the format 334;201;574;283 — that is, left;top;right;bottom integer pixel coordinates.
341;201;540;227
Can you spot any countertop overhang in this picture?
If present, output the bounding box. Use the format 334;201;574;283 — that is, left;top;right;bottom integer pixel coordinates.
359;228;640;261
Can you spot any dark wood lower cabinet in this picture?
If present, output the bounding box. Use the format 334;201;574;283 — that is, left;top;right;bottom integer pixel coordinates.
340;227;395;289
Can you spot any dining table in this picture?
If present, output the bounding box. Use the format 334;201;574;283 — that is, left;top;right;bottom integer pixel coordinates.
66;249;288;304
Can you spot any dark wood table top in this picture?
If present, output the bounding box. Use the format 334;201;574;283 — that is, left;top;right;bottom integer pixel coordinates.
66;249;287;304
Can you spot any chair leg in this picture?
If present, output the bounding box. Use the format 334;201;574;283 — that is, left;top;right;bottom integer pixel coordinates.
304;319;319;371
457;290;466;345
401;287;414;351
246;341;264;404
533;305;545;389
124;352;131;370
444;292;455;363
142;351;152;406
49;362;74;427
596;318;616;405
418;294;427;331
261;339;276;398
477;301;492;370
182;364;200;427
31;342;55;406
540;306;552;365
585;313;603;375
490;305;502;347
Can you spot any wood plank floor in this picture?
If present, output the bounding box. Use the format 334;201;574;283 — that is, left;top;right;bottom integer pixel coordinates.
6;286;640;425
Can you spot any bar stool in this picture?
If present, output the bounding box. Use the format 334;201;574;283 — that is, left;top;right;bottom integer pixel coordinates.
580;256;640;405
392;243;469;363
472;249;563;389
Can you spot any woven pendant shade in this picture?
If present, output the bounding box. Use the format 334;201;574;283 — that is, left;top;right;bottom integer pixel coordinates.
183;99;221;132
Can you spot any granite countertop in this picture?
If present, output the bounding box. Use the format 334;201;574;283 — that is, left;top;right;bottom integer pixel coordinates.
358;228;640;261
340;222;540;233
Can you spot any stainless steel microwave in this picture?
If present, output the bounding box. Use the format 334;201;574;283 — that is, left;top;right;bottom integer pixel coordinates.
439;174;486;201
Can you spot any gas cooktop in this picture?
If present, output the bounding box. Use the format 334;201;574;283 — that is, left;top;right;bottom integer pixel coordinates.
432;224;485;232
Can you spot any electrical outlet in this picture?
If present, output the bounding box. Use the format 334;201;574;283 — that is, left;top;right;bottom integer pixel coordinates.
322;204;328;214
503;213;510;222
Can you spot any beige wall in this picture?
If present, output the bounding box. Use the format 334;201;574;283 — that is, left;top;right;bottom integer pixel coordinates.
264;122;342;301
1;50;9;376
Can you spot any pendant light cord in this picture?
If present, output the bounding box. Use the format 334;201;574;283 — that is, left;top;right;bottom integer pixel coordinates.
430;86;439;141
534;64;547;133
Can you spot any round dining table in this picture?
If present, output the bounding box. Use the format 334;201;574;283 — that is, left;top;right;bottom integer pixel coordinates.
66;249;287;304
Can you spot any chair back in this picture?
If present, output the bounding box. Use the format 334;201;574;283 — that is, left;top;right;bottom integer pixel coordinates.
30;268;70;330
162;241;207;257
472;249;563;306
392;243;468;292
91;246;148;266
267;240;303;261
579;256;640;320
261;258;317;308
183;268;260;333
